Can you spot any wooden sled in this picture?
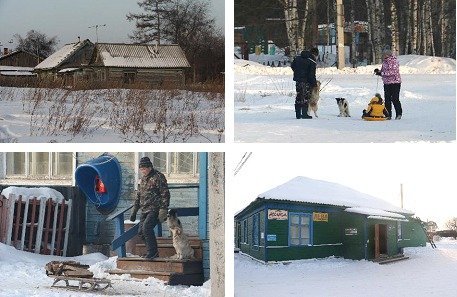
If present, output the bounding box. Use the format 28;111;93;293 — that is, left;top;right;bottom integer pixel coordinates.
50;275;112;292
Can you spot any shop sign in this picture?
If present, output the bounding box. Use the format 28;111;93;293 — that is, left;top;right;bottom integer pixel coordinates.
313;212;329;222
268;209;288;220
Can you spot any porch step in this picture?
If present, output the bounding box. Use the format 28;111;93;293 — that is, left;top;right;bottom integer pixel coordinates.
132;237;203;260
110;257;203;286
117;257;203;274
375;255;410;265
108;269;204;286
135;243;202;260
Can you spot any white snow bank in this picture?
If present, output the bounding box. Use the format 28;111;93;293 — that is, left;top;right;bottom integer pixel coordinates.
1;186;65;202
235;240;457;297
0;242;210;296
235;54;456;75
345;207;406;219
259;176;413;215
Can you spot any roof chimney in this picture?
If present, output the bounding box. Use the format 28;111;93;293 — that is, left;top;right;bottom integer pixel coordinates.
78;36;81;43
3;48;8;56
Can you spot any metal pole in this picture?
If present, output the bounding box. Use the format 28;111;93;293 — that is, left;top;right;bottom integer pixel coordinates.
400;184;404;208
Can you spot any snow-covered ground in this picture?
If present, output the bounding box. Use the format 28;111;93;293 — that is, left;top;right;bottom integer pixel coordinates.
235;238;457;297
0;242;210;297
0;87;224;143
234;55;456;142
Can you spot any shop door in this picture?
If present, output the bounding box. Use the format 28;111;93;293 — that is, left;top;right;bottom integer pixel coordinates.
374;224;388;258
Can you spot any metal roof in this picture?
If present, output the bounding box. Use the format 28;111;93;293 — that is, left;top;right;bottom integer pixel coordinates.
35;39;92;70
95;43;190;68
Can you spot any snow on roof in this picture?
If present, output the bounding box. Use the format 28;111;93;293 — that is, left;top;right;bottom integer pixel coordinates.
57;67;80;73
35;40;92;70
1;186;64;202
0;71;36;76
0;66;34;72
367;215;408;222
258;176;414;215
344;207;406;219
96;43;190;68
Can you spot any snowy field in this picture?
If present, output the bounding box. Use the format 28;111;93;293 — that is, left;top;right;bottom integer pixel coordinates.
234;55;456;142
0;243;210;297
0;87;224;143
235;239;457;297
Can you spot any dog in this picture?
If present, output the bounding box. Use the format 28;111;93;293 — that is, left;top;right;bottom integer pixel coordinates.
308;80;321;117
336;97;351;117
167;209;194;260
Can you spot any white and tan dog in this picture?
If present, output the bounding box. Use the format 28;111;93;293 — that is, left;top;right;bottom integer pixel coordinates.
167;209;194;260
336;97;351;117
308;80;321;117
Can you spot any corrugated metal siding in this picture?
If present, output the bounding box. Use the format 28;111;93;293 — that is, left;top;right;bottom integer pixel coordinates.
97;43;190;68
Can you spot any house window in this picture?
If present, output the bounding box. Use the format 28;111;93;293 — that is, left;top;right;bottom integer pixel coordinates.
123;72;136;84
243;219;248;244
397;221;402;240
253;213;259;246
141;152;199;183
289;213;312;246
5;152;73;179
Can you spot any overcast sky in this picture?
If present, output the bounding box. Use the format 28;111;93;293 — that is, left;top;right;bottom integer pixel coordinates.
230;144;457;230
0;0;224;49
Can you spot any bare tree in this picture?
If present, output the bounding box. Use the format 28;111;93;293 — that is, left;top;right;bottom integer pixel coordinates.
14;30;59;59
390;0;400;55
446;218;457;231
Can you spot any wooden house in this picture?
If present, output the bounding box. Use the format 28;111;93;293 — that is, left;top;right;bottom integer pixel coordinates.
0;50;42;67
235;176;427;263
0;152;224;286
34;39;94;82
88;43;190;87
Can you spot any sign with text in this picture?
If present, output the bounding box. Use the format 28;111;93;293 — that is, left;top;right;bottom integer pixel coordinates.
267;234;277;241
313;212;329;222
345;228;358;236
268;209;288;220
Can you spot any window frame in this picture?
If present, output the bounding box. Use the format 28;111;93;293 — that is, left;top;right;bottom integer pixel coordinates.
2;152;75;185
242;219;248;244
252;213;260;247
288;212;313;247
136;153;199;187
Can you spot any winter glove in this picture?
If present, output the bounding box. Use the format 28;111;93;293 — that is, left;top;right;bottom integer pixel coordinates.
374;68;381;76
158;208;168;223
130;207;138;222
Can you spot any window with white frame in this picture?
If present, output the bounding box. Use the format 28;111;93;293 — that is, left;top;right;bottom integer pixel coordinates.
289;213;311;246
141;152;199;183
5;152;73;179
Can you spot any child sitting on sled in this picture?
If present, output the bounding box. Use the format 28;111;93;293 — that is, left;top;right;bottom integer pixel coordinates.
362;93;389;121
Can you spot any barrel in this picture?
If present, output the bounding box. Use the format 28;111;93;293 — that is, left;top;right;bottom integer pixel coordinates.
75;154;122;214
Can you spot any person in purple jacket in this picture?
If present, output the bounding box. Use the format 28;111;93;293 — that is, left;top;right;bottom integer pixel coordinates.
374;49;402;120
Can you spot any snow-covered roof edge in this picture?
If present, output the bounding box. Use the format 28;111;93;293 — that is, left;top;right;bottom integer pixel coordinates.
35;39;93;70
258;176;414;215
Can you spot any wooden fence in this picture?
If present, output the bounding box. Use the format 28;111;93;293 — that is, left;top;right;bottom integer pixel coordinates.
0;194;72;256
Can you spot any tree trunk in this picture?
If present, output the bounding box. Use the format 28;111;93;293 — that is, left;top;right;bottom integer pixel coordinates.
411;0;418;53
390;0;400;55
281;0;300;57
427;0;435;56
350;0;356;66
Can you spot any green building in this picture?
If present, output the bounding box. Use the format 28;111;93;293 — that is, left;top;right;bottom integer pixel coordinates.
235;176;427;262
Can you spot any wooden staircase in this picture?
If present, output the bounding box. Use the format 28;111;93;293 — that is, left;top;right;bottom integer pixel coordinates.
372;254;410;265
108;237;204;286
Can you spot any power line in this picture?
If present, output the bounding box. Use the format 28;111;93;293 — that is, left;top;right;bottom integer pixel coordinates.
234;152;252;176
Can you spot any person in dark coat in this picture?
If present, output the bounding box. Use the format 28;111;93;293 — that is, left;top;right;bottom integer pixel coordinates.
291;47;319;119
130;157;170;259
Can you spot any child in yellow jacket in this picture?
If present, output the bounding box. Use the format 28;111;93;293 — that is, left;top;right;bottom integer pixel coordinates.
362;93;389;120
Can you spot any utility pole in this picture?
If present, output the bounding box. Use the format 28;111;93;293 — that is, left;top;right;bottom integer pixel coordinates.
88;24;106;43
336;0;345;69
400;183;404;208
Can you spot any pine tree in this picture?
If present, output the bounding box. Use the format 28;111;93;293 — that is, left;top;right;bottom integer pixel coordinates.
126;0;169;44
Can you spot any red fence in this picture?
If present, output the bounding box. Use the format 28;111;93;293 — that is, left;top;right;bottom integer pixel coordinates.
0;194;72;256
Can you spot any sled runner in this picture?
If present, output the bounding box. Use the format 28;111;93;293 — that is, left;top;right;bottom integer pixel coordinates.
50;275;112;291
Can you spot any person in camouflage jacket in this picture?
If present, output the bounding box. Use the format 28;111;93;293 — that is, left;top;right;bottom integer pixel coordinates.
130;156;170;259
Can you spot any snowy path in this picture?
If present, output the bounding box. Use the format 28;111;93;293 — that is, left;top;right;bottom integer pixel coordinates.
235;64;456;142
235;240;457;297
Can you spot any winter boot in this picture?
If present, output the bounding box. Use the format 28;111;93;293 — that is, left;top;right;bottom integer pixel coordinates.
301;103;312;119
395;115;402;120
294;103;302;119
